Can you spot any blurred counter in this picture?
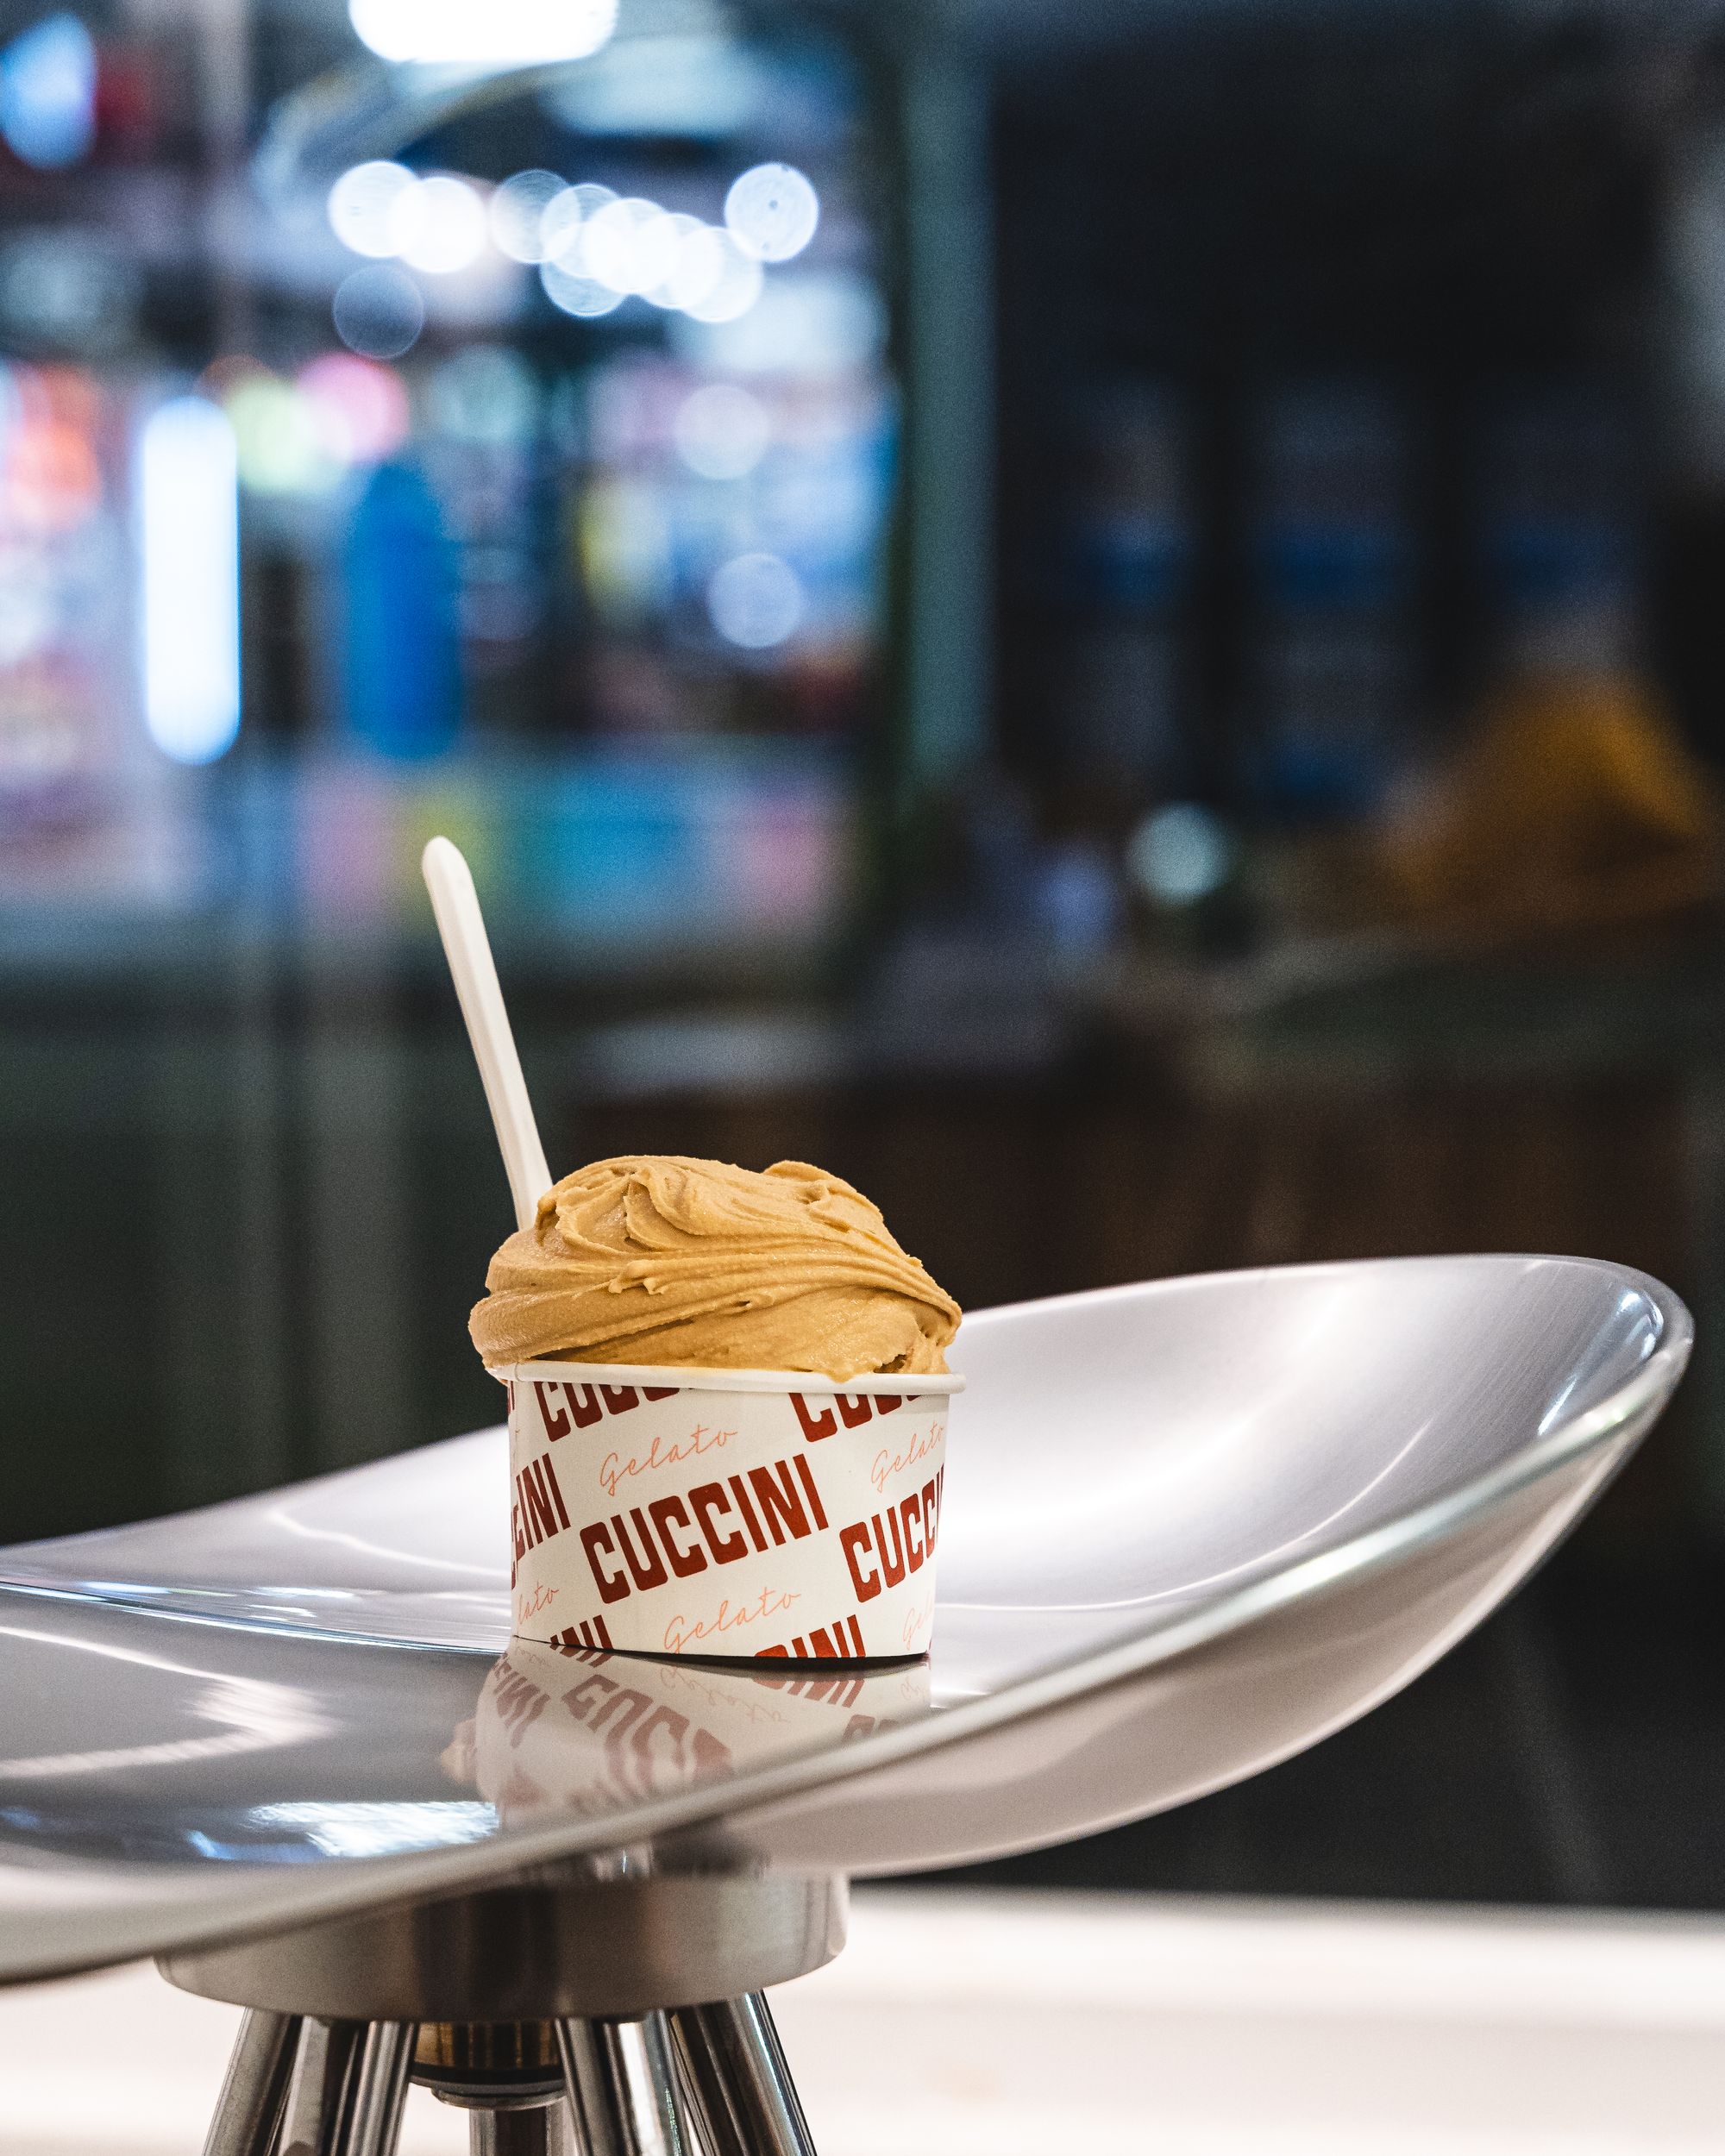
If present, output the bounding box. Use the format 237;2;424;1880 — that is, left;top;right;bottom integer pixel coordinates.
14;1889;1725;2156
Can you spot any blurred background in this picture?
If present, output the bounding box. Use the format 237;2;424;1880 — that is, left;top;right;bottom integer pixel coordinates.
4;0;1725;1915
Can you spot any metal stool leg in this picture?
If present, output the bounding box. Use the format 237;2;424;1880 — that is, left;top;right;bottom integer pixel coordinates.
468;2103;573;2156
668;1996;816;2156
204;2009;303;2156
338;2023;417;2156
556;2014;688;2156
280;2018;363;2156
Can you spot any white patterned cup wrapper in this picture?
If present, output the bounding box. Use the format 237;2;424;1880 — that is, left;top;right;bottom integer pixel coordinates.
499;1363;960;1662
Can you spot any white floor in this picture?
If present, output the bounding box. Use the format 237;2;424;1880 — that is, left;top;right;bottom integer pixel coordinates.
6;1890;1725;2155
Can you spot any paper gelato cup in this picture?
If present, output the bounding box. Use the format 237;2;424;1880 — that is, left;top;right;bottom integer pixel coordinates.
500;1363;959;1661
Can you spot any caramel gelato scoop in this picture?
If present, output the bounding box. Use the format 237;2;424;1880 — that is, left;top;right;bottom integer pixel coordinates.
470;1155;961;1381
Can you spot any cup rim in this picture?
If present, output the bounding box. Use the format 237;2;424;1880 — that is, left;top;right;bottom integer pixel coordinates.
495;1359;964;1396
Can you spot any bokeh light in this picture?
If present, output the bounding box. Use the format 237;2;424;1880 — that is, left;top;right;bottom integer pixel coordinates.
536;193;760;321
426;346;539;447
674;383;770;479
1;369;100;533
540;183;618;272
582;197;680;297
0;230;135;351
223;372;342;497
724;163;819;264
0;363;22;474
388;175;486;276
707;551;802;648
1126;804;1234;904
489;170;565;264
327;161;416;259
675;269;882;374
348;0;616;66
297;353;410;465
137;396;240;765
0;14;96;172
539;255;624;318
647;216;719;312
332;264;424;359
680;231;763;324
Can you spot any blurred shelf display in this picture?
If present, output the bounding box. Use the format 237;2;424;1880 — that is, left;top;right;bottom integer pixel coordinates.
0;0;908;978
1245;381;1415;821
0;743;858;960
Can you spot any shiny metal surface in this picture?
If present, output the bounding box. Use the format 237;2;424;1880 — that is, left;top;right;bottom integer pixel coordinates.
668;1996;818;2156
411;2021;564;2107
0;1257;1690;1984
558;2015;688;2156
342;2022;417;2156
202;2009;300;2156
281;2018;361;2156
468;2105;571;2156
165;1873;847;2020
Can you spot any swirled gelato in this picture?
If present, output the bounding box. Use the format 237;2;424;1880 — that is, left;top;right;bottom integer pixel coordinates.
470;1155;961;1381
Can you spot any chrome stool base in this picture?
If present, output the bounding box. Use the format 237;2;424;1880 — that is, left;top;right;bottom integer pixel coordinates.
198;1999;811;2156
180;1873;828;2156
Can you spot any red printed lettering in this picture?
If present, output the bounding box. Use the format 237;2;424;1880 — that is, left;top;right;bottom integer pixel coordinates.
689;1482;747;1564
748;1460;812;1545
520;1461;557;1545
875;1507;906;1588
921;1470;942;1555
791;1452;829;1531
613;1508;668;1593
903;1489;925;1570
842;1521;880;1601
648;1494;707;1579
581;1521;628;1604
728;1473;768;1552
790;1393;837;1442
564;1384;604;1430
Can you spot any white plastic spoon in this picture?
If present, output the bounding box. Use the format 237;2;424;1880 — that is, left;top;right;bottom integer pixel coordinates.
421;835;551;1233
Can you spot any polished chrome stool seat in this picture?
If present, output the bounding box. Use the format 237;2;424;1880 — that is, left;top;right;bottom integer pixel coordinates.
0;1257;1690;2156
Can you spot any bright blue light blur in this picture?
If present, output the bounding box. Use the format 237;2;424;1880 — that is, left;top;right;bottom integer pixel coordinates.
138;396;242;766
0;14;96;171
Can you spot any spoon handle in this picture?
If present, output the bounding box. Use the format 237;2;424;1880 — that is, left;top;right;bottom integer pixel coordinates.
422;834;551;1233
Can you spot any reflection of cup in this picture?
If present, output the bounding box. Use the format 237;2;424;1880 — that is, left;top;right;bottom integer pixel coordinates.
472;1634;936;1827
500;1363;959;1661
